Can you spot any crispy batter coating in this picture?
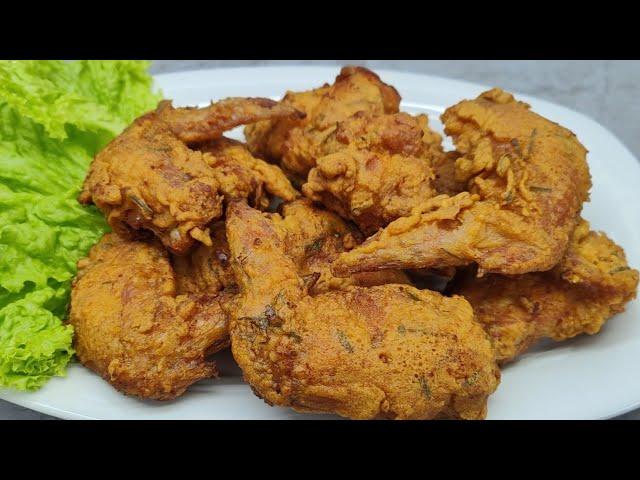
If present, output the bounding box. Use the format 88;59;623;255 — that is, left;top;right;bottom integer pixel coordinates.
70;233;231;400
334;88;592;276
302;112;442;235
80;98;303;255
197;137;299;210
452;220;639;363
246;67;442;234
172;199;407;299
270;199;409;294
225;201;500;419
244;66;401;179
171;221;237;296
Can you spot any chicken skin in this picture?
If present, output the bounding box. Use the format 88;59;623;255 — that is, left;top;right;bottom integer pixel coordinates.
269;199;410;294
334;88;592;277
244;66;401;180
70;233;231;400
302;112;443;235
225;200;500;419
452;220;638;363
79;98;303;255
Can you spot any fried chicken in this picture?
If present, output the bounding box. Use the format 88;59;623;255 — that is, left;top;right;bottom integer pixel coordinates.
246;67;446;234
244;66;401;180
269;199;410;294
302;112;443;235
334;88;592;276
452;219;639;363
198;137;299;211
173;198;407;300
225;200;500;419
70;233;231;400
171;221;237;296
79;98;303;255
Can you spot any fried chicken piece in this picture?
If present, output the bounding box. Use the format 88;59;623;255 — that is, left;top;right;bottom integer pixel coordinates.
247;67;443;235
244;66;401;179
173;199;407;299
334;88;592;276
156;97;305;144
270;199;409;294
70;233;231;400
171;221;237;296
79;98;303;255
225;201;500;420
452;219;639;363
197;137;299;211
302;112;443;235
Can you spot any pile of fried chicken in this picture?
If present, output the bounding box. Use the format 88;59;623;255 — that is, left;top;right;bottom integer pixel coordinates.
70;66;639;419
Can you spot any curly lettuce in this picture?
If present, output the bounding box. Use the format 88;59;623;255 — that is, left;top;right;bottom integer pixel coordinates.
0;60;161;390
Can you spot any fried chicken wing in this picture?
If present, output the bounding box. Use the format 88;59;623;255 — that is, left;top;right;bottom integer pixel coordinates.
225;200;500;419
244;66;401;179
302;112;443;235
79;98;303;254
270;199;409;294
334;88;592;276
452;220;638;363
157;97;305;144
70;233;231;400
172;199;407;299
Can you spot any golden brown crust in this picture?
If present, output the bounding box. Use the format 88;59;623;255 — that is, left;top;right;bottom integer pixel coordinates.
171;221;237;296
246;67;443;235
270;199;410;294
70;233;231;400
80;98;302;255
302;112;442;235
452;219;639;362
198;137;299;209
334;88;592;276
432;150;466;196
244;66;401;178
225;201;500;419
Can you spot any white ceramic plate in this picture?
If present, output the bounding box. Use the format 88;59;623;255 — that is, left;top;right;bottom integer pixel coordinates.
1;66;639;420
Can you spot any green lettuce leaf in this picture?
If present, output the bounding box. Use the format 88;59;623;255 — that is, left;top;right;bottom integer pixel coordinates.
0;60;161;390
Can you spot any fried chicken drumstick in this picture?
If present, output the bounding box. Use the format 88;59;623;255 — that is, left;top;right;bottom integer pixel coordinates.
225;200;500;419
452;219;638;363
70;233;232;400
334;88;592;276
80;98;303;255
